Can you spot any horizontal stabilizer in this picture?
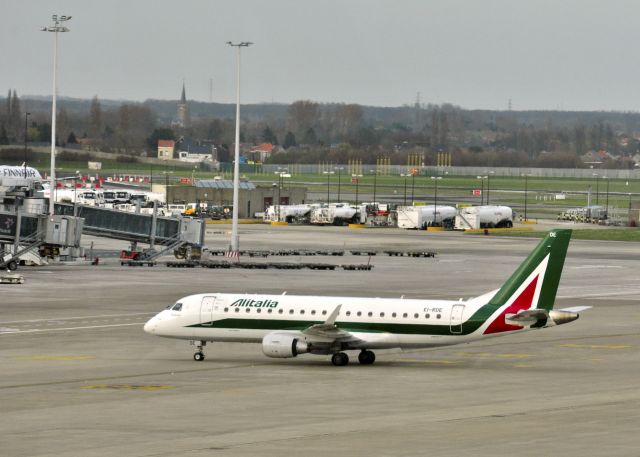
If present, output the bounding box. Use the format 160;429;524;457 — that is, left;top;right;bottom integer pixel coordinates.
558;306;592;313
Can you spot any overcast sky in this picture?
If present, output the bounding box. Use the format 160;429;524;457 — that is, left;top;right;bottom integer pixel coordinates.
2;0;640;111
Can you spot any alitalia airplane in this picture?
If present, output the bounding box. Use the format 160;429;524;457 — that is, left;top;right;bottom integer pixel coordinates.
144;229;588;366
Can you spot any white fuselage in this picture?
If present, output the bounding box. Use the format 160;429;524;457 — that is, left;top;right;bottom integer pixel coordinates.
144;291;514;350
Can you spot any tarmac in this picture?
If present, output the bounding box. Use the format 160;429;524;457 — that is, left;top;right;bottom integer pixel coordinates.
1;224;639;457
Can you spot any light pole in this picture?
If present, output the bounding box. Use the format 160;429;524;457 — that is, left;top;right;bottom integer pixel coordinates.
370;169;378;204
162;167;173;205
42;14;71;215
323;170;334;204
353;174;362;206
592;173;599;205
477;176;487;205
275;169;290;222
227;40;253;252
604;176;609;218
522;174;531;221
191;165;198;184
335;166;343;201
400;173;409;205
411;172;416;205
431;176;442;225
487;171;494;205
24;112;31;180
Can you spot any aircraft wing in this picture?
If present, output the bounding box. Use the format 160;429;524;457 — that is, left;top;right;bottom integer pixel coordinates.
301;304;364;344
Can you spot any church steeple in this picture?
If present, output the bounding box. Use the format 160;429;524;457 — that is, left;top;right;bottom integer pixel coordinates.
177;80;190;128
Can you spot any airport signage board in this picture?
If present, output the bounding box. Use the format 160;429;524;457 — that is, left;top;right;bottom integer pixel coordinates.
472;189;482;196
0;213;17;237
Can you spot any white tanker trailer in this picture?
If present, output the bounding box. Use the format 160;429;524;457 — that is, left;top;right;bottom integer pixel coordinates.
263;204;314;223
396;205;457;229
310;203;358;225
454;205;514;229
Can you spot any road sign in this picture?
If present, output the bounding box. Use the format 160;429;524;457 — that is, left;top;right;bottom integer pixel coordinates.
472;189;482;196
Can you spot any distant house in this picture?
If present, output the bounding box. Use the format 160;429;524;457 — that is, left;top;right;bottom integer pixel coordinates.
248;143;275;163
176;139;219;168
158;139;175;159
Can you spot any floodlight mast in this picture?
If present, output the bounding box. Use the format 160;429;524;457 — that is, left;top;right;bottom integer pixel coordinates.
42;14;71;215
227;41;253;252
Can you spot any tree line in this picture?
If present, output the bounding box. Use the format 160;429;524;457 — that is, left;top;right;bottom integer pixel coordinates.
1;90;639;169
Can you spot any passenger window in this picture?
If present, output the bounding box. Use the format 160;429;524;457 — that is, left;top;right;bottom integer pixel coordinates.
300;310;305;315
268;309;273;314
322;310;327;315
289;309;294;314
380;312;385;318
368;312;373;317
224;307;228;312
346;311;351;316
392;312;397;318
414;313;419;318
357;311;362;317
425;313;430;319
235;308;240;313
311;310;316;315
256;309;261;313
246;308;250;313
437;313;441;319
278;309;283;314
403;313;408;318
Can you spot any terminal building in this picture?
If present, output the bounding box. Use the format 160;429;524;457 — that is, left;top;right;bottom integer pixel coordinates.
159;179;307;218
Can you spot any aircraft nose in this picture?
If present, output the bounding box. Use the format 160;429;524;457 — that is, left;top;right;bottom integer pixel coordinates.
144;316;157;334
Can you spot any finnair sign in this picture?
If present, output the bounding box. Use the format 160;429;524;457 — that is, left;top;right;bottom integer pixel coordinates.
0;166;42;179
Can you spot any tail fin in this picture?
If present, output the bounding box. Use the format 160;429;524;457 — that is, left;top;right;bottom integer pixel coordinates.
488;229;572;311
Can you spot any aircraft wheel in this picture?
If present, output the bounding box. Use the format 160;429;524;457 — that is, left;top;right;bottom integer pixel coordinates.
331;352;349;366
358;350;376;365
7;260;18;271
193;352;205;362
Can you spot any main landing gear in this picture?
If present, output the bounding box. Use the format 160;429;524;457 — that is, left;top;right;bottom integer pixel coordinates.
358;350;376;365
193;340;206;361
331;352;349;366
331;350;376;366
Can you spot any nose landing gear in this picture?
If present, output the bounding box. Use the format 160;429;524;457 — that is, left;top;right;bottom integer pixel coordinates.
193;340;206;361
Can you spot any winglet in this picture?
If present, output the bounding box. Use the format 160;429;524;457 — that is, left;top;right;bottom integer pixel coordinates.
324;304;342;326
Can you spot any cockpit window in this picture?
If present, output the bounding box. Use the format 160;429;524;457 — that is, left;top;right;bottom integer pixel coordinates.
171;303;183;311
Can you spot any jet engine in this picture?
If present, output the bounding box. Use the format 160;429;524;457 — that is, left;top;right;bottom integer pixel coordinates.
262;332;309;358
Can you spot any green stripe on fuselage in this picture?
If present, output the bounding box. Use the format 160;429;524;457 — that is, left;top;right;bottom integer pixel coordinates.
188;303;500;336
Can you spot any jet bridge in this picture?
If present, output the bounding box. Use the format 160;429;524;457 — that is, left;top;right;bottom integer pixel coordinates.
0;212;84;269
54;203;205;248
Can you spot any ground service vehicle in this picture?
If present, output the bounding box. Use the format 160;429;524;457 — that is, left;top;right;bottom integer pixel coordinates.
454;205;514;229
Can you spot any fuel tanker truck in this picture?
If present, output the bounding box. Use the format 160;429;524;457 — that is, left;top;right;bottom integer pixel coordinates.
396;205;457;229
454;205;514;229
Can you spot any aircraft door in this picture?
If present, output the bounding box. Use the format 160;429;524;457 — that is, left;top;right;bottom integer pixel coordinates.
200;296;216;326
450;304;464;334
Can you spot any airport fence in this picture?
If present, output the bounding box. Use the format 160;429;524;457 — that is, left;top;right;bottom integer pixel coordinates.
263;164;640;180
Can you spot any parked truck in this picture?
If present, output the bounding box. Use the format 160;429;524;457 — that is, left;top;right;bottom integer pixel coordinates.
263;204;315;223
396;205;457;229
454;205;514;229
310;203;359;225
